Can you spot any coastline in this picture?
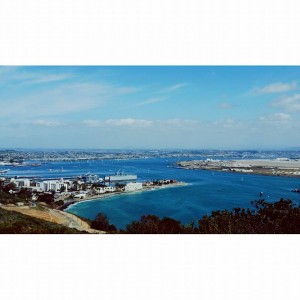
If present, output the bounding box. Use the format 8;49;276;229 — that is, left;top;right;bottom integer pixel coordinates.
64;181;188;210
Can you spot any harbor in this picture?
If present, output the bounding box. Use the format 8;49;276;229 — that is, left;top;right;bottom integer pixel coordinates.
1;155;300;229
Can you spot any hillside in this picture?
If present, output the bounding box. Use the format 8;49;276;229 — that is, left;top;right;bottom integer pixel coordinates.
0;207;85;234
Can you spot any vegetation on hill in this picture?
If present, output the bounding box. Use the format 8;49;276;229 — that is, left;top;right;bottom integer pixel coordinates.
115;199;299;234
0;198;298;234
91;213;117;232
120;215;195;234
0;181;33;205
197;199;299;234
0;208;84;234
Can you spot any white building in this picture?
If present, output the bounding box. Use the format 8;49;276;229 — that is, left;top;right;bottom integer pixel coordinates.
124;182;143;192
11;178;31;188
94;186;116;194
84;174;99;183
41;178;68;193
74;193;87;199
28;182;44;192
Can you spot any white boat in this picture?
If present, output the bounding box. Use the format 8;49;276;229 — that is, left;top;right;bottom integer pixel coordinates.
0;169;10;173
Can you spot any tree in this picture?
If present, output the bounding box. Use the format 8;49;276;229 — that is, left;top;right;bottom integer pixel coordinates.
124;215;186;234
197;199;300;234
91;213;117;232
59;185;66;193
55;200;64;206
158;217;182;234
38;193;54;204
121;199;300;234
17;188;32;200
72;180;79;191
125;215;160;234
2;182;16;193
92;182;106;188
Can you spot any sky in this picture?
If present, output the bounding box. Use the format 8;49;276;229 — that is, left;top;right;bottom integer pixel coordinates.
0;66;300;150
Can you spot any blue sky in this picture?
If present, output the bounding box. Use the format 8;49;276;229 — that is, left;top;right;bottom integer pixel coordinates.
0;66;300;149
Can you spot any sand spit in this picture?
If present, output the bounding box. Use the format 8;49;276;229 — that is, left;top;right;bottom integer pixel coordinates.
177;159;300;177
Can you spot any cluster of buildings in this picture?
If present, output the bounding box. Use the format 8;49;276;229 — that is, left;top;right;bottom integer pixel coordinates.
1;170;180;207
10;177;69;193
1;172;144;201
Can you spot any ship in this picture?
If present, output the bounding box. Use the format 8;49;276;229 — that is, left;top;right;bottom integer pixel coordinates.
0;169;10;174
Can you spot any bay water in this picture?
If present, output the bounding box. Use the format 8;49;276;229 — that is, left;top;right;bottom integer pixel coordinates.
7;157;300;229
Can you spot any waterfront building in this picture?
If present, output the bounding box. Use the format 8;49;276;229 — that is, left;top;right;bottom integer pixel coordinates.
82;174;100;183
74;193;87;199
93;186;116;194
124;182;143;192
104;173;138;185
10;178;31;188
104;186;116;192
41;179;68;193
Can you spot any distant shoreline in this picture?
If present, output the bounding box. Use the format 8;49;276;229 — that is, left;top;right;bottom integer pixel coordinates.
177;159;300;178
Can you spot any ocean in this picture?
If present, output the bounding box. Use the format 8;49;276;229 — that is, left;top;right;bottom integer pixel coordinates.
6;157;300;229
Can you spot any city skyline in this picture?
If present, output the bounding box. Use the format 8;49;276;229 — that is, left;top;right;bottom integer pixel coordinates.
1;66;300;149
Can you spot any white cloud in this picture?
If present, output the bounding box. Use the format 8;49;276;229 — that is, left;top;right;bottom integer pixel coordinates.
82;118;202;129
156;119;200;128
273;113;291;121
0;81;139;120
115;86;139;94
24;74;72;84
161;83;188;93
136;82;188;106
218;103;235;109
82;120;103;127
106;118;153;127
0;66;72;85
210;119;249;135
259;113;291;122
0;91;105;119
83;118;154;127
271;94;300;112
135;83;187;107
255;81;297;94
28;120;62;127
137;97;167;106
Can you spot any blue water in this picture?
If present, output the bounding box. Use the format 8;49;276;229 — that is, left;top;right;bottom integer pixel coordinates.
6;157;300;229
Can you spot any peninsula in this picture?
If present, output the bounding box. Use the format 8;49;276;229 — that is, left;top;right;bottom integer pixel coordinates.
0;171;186;232
177;159;300;177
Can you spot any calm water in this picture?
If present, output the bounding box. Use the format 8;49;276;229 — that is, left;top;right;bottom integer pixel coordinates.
6;157;300;229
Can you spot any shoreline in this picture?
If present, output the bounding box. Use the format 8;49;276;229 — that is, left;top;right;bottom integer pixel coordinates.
64;181;188;210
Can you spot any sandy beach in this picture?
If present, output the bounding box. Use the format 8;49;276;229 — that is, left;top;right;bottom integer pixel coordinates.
65;181;188;208
177;159;300;177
